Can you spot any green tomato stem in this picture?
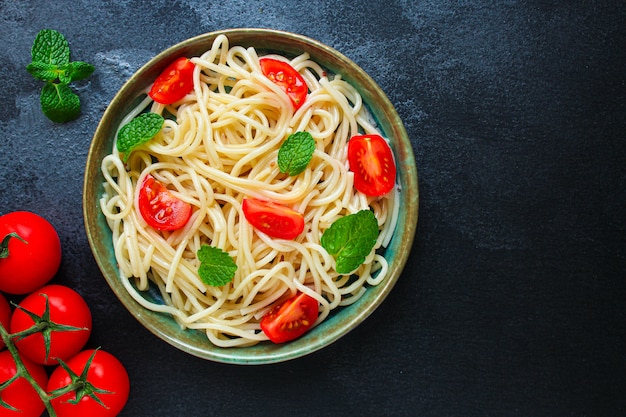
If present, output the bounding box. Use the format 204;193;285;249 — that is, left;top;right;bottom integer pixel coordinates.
0;321;57;416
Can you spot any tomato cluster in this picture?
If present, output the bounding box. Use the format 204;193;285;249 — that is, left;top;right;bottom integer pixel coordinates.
0;211;129;417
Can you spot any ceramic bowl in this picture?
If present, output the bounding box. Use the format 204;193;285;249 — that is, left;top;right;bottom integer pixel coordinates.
83;28;418;364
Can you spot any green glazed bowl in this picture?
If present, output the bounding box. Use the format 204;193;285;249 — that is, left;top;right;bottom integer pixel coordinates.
83;28;418;364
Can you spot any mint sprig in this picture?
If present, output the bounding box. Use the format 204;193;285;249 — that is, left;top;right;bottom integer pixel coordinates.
321;209;379;274
26;29;94;123
277;131;316;176
116;112;164;160
197;245;237;286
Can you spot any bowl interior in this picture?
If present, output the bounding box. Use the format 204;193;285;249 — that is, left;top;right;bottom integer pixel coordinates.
83;28;418;364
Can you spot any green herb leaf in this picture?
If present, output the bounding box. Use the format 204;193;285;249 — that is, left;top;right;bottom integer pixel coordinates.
277;131;316;176
30;29;70;66
321;209;379;274
40;82;81;123
116;113;164;157
27;29;95;123
197;245;237;286
26;61;60;82
60;61;95;83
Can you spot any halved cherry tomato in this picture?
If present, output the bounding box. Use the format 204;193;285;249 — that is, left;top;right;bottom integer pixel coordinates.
242;198;305;240
347;134;397;196
148;57;195;104
137;174;192;231
259;57;307;110
260;292;318;343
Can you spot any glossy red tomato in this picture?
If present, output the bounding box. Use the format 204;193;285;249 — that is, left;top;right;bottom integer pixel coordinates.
242;198;305;240
347;134;397;197
137;174;192;231
259;57;307;110
0;350;48;417
10;284;92;365
0;293;11;350
260;292;319;343
148;57;195;104
0;211;61;294
47;349;130;417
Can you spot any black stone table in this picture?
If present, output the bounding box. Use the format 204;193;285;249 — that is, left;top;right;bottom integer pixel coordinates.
1;1;624;416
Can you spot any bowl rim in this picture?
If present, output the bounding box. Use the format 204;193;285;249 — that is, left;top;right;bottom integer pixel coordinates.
83;28;419;364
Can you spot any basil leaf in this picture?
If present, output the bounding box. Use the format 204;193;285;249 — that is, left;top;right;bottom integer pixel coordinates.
321;210;379;274
277;131;315;176
197;245;237;286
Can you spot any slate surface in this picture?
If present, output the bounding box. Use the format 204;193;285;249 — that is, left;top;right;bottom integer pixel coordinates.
1;1;625;416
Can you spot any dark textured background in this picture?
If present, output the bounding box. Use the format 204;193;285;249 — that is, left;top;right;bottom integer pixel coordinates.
1;1;625;416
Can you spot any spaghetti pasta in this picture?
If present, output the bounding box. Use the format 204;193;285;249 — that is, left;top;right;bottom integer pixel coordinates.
99;34;399;347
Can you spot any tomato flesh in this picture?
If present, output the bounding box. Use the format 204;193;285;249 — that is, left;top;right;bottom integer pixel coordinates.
0;211;61;294
242;198;305;240
347;134;397;196
260;292;318;343
138;174;192;231
148;57;195;104
259;57;307;110
47;349;130;417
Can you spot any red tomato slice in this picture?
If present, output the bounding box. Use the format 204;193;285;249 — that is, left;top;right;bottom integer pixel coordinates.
260;292;319;343
138;174;192;231
259;57;307;110
148;57;195;104
347;134;397;196
242;198;305;240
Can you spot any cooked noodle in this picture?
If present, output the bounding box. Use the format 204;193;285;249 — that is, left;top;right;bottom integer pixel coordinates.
100;35;399;347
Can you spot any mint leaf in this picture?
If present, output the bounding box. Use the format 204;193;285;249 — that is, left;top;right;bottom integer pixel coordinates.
26;61;60;82
60;61;95;83
197;245;237;286
321;209;379;274
40;82;80;123
116;113;164;157
27;29;94;123
31;29;70;66
277;131;316;176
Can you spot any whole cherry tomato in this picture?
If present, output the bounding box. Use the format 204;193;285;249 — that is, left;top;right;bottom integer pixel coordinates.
347;134;397;197
0;293;11;350
10;284;92;365
259;57;308;110
0;211;61;294
260;292;318;343
148;57;195;104
242;198;305;240
0;350;48;417
47;349;130;417
137;174;192;231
